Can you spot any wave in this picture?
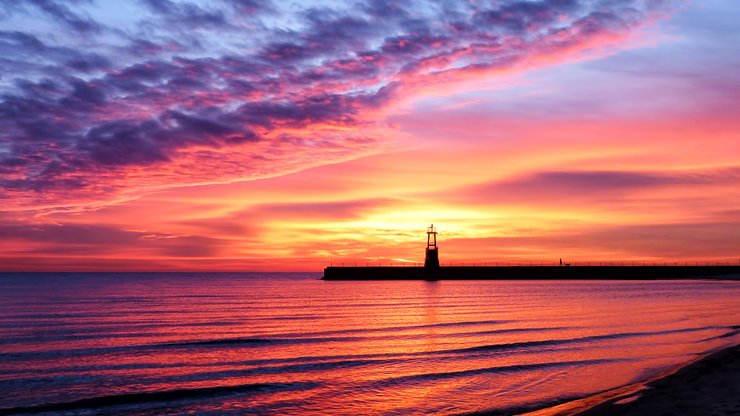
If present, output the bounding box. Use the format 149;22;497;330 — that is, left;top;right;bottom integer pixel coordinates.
146;358;396;385
447;326;730;355
270;319;517;338
0;336;357;361
162;335;358;347
152;323;554;349
699;325;740;342
0;381;318;415
366;358;623;388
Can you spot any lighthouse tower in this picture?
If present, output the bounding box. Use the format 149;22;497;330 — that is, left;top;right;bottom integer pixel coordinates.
424;224;440;268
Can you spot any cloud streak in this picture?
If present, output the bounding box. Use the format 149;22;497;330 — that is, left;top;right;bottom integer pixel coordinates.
0;221;227;258
443;221;740;260
453;167;740;205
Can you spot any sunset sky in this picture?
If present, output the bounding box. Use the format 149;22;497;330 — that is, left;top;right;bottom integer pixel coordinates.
1;0;739;271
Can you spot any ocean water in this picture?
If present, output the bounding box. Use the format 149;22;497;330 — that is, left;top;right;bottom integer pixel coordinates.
0;273;738;415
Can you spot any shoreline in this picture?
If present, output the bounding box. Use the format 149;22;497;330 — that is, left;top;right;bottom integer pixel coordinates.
521;343;740;416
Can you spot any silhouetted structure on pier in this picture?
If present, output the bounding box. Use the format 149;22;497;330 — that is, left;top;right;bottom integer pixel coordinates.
424;224;439;268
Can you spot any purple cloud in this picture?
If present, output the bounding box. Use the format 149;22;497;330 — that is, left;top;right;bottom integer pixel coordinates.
0;0;676;207
25;0;103;33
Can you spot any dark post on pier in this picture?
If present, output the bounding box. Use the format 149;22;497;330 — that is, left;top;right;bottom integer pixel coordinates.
424;224;440;268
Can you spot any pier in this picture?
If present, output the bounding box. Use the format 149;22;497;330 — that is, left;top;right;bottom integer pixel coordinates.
323;225;740;280
322;264;740;280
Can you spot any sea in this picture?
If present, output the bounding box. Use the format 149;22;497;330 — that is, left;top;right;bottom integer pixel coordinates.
0;273;738;415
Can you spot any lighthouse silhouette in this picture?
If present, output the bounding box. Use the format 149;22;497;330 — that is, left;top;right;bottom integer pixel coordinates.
424;224;440;268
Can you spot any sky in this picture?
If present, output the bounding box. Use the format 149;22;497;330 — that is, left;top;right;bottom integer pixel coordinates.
1;0;739;271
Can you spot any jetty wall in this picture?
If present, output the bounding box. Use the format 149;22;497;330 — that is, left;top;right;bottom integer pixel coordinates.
322;265;740;280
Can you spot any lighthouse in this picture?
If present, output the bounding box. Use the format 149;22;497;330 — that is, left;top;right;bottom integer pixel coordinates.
424;224;440;268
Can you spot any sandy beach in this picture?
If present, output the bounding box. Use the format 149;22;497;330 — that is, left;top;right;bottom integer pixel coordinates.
524;343;740;416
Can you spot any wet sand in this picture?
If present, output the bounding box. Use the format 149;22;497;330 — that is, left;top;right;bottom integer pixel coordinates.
524;343;740;416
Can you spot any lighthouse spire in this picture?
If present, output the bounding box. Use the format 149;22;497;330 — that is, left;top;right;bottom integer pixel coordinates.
424;224;440;268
